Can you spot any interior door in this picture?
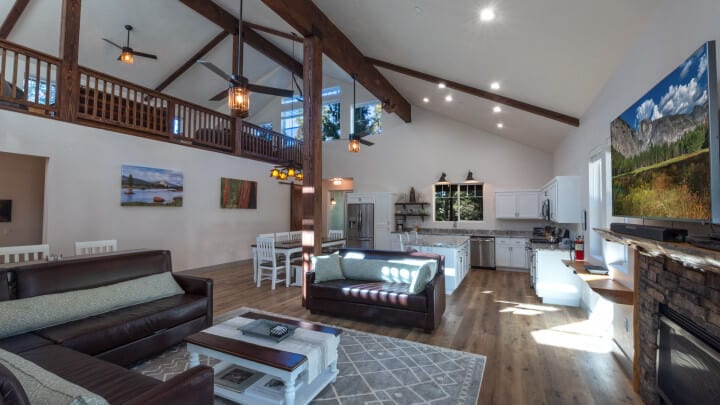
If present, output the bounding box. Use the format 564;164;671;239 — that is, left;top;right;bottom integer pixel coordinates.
290;184;302;231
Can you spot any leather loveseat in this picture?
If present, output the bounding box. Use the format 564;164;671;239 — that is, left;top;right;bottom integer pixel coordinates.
306;249;446;332
0;250;214;405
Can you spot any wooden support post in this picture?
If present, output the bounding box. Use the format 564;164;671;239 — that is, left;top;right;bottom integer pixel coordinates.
301;34;322;307
58;0;81;122
632;247;640;392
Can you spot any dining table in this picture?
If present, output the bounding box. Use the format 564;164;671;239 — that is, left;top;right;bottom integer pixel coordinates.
251;238;346;286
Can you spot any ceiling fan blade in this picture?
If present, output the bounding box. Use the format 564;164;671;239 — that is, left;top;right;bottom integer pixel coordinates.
359;138;375;146
292;75;303;98
209;89;226;102
247;83;294;98
197;60;234;82
102;38;124;50
132;51;158;60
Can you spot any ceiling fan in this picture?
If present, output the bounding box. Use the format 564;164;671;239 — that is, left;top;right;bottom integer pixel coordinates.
102;25;157;64
198;0;294;112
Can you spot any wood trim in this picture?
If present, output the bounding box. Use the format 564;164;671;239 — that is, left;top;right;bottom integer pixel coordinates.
0;0;30;39
261;0;412;123
244;21;300;42
367;57;580;127
155;30;229;92
178;0;237;33
58;0;81;122
301;34;323;306
632;248;640;393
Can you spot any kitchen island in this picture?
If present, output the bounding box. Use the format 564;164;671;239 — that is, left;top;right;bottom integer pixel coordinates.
407;234;470;295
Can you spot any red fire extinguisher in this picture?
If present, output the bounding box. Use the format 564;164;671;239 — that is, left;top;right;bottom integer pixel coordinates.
573;235;585;261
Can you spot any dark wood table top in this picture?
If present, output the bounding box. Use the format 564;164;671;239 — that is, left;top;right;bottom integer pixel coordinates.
184;311;342;372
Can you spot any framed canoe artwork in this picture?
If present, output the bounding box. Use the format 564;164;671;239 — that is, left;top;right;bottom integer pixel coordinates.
221;178;257;209
121;165;184;207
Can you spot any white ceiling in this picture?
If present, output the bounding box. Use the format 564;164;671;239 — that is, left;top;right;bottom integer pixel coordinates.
1;0;660;151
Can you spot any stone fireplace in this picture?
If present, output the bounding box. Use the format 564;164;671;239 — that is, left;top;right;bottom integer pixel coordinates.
636;254;720;404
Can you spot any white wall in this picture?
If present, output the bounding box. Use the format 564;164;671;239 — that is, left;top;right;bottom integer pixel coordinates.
0;110;290;271
552;0;720;362
0;151;46;246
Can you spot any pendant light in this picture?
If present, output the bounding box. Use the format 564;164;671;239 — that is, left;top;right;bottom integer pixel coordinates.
229;0;250;118
348;74;361;153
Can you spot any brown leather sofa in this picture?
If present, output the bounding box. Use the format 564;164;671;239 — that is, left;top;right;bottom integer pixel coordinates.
306;249;446;332
0;250;214;404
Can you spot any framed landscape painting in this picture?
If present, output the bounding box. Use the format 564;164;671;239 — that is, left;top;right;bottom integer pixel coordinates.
121;165;184;207
221;178;257;209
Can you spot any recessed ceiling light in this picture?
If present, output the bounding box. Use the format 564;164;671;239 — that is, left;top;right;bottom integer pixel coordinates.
445;95;453;102
493;106;502;113
438;82;446;89
497;122;504;128
423;97;429;103
479;7;496;22
490;82;501;90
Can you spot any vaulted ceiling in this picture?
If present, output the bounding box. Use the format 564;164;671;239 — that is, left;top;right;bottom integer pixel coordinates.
0;0;660;152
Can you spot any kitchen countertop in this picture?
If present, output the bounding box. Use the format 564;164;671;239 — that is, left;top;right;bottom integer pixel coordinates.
392;228;533;238
530;242;572;251
406;234;470;248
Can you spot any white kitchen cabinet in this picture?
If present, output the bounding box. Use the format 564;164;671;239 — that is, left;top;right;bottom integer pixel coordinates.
495;237;529;269
541;176;581;223
495;191;540;219
534;249;582;307
408;237;470;295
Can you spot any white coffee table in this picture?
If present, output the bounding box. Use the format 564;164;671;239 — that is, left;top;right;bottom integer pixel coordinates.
185;311;341;405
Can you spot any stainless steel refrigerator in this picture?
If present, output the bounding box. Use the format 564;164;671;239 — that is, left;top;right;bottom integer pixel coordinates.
346;203;374;249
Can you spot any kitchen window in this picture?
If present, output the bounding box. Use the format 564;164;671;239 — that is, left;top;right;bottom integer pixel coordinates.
434;183;484;222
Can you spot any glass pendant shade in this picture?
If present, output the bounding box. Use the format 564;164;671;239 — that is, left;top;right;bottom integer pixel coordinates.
270;168;280;178
120;51;134;64
279;172;288;180
348;138;361;153
287;167;296;177
228;85;250;118
295;172;303;181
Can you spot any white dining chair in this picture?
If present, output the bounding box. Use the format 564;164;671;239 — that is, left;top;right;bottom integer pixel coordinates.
275;232;291;242
258;233;275;240
289;231;302;241
329;229;344;239
256;237;287;290
0;244;50;264
75;240;118;256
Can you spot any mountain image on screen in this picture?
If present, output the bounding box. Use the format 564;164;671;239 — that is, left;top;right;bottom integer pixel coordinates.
611;43;713;220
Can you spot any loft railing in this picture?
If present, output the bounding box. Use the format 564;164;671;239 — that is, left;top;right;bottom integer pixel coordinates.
0;41;60;117
240;121;303;164
0;39;302;165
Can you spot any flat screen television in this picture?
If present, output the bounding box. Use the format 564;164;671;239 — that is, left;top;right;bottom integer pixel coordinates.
611;41;720;223
0;200;11;222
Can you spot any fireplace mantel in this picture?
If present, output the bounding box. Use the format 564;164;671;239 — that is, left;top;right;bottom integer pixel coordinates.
594;228;720;274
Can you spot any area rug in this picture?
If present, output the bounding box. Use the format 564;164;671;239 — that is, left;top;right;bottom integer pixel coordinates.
132;308;485;404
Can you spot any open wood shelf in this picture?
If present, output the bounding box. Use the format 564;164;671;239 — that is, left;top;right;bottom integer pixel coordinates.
562;259;634;305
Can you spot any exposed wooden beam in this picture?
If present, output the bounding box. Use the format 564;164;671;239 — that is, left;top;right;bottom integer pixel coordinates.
179;0;302;78
0;0;30;39
261;0;411;123
367;57;581;127
155;30;228;92
58;0;81;122
301;34;323;306
244;21;300;42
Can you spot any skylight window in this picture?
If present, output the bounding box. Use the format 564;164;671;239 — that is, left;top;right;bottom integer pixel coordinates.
281;86;341;104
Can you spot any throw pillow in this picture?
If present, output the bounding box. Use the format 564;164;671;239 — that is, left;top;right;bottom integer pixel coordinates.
408;263;434;294
313;253;345;283
0;348;108;405
0;272;185;339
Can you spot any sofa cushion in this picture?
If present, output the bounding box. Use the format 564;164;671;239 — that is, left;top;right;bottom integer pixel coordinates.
341;258;436;293
0;272;185;339
0;334;53;355
36;294;207;356
0;348;108;405
19;345;159;405
309;280;427;312
312;253;345;283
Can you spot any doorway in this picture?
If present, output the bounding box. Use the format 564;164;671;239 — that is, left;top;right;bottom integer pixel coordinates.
290;184;302;231
0;151;47;246
328;191;346;235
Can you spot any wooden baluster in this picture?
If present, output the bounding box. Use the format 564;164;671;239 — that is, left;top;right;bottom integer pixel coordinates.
110;82;117;121
23;54;29;102
93;74;99;118
11;50;18;99
45;61;51;107
166;100;174;139
0;48;5;97
33;57;40;104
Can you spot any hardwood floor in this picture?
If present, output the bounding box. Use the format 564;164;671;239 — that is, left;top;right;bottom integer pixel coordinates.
184;264;641;404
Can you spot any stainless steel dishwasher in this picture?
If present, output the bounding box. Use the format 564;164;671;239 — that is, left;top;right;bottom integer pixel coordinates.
470;236;495;269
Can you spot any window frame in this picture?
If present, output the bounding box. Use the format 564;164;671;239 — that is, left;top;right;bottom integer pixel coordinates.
433;183;484;222
351;100;383;137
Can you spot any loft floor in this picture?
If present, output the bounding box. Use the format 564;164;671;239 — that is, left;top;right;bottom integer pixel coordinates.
184;264;640;404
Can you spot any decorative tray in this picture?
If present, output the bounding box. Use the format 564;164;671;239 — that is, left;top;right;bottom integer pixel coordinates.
239;319;297;343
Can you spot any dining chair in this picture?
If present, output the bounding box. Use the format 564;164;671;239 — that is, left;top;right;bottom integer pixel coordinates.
329;229;344;239
75;240;118;256
0;244;50;264
289;231;302;241
255;237;287;290
257;233;275;240
275;232;291;242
